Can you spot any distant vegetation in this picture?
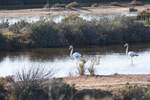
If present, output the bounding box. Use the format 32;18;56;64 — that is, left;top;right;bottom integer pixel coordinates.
0;0;149;9
0;15;150;50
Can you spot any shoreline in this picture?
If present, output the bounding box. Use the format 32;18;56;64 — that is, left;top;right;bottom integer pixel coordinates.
64;74;150;91
0;4;150;17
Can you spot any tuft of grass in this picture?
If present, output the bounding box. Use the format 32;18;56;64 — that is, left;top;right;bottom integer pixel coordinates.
77;59;86;76
13;66;53;100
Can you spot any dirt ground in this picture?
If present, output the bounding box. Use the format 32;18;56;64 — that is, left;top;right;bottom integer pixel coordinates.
0;4;150;17
64;74;150;91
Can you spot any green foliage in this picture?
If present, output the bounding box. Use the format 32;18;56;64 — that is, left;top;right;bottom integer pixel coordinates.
0;20;9;28
0;33;6;49
9;20;30;34
72;89;112;100
13;67;53;100
49;79;76;100
1;16;150;49
113;85;150;100
0;78;7;100
30;20;61;47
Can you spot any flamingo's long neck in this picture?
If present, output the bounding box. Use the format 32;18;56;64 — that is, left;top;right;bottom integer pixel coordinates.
70;48;73;57
126;45;129;55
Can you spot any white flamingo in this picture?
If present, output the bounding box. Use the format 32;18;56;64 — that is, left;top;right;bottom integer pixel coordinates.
69;45;82;60
124;43;139;64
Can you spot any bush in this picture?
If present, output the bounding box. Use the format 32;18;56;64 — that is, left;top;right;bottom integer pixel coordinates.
13;67;53;100
77;59;86;76
1;15;150;49
9;20;30;34
113;85;150;100
0;77;14;100
0;78;8;100
30;20;61;47
49;79;76;100
72;89;112;100
88;58;97;76
129;7;138;12
65;2;80;9
0;20;9;28
0;33;6;49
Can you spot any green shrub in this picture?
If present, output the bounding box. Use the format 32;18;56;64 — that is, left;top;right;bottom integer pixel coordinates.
113;85;150;100
13;67;53;100
0;33;6;49
0;78;7;100
30;20;61;47
72;89;112;100
49;79;76;100
0;20;9;28
129;7;138;12
1;15;150;49
9;20;30;34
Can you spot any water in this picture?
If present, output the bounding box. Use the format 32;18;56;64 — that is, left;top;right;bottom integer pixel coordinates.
0;43;150;77
0;12;138;25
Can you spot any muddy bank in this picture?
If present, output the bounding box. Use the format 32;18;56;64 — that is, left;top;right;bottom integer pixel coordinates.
64;74;150;91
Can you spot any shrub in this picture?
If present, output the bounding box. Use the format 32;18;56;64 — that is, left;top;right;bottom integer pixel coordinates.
77;59;86;76
65;2;80;9
0;78;7;100
49;79;76;100
113;85;150;100
9;20;30;34
88;58;97;76
0;77;14;100
129;7;138;12
13;67;53;100
72;89;112;100
1;15;150;49
30;20;61;47
0;20;9;28
0;33;6;49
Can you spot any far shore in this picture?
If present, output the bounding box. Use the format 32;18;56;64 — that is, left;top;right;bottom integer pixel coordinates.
0;4;150;17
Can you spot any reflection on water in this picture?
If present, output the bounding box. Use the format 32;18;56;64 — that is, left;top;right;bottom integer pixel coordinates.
0;43;150;77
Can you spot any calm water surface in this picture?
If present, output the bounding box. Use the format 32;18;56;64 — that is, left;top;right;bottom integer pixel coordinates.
0;43;150;77
0;11;138;25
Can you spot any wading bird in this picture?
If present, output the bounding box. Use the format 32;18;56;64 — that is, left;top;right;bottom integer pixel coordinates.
124;43;139;64
69;45;81;60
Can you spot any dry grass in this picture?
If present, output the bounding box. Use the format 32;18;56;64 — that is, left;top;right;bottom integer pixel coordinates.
64;74;150;91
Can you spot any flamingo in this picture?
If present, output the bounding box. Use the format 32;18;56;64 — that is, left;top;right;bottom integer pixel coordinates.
124;43;139;64
69;45;82;60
